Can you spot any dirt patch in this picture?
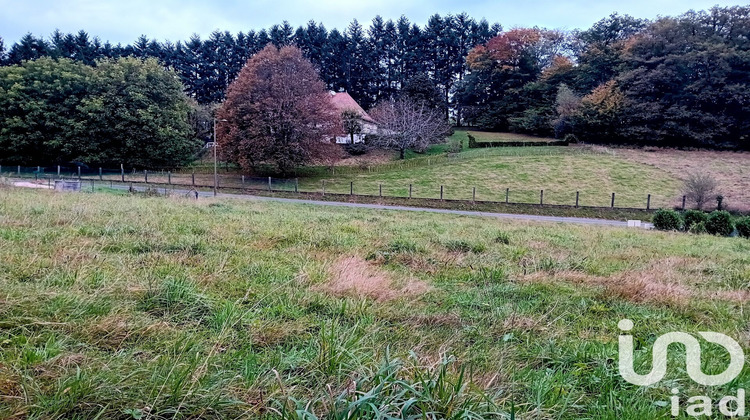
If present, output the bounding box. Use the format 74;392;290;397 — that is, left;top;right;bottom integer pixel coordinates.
320;256;430;301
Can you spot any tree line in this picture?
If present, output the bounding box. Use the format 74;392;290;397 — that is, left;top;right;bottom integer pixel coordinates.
458;6;750;148
1;5;749;157
0;57;200;167
0;14;499;111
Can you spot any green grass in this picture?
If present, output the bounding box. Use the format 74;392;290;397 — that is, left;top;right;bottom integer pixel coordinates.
2;187;750;418
450;129;556;144
301;147;682;209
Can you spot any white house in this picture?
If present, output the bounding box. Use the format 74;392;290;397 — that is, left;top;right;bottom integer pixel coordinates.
329;91;377;144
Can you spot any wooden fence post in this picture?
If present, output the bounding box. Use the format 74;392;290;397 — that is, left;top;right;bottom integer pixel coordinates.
575;191;580;208
505;188;509;204
540;190;544;205
409;184;412;199
647;194;651;210
322;180;326;195
440;185;444;201
168;171;171;184
350;181;353;196
472;186;476;203
120;164;124;182
682;195;686;210
611;193;615;208
268;176;272;191
144;170;147;183
241;175;245;185
295;178;298;193
192;171;195;186
379;184;382;198
99;167;103;181
78;166;81;180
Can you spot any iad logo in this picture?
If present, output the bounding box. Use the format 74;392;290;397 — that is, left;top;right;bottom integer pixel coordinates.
617;319;746;417
618;319;744;386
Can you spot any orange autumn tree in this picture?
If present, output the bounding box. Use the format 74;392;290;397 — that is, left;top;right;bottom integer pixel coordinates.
460;27;572;132
466;28;568;73
217;44;341;174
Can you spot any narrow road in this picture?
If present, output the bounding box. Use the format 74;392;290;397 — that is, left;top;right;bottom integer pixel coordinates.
109;184;640;228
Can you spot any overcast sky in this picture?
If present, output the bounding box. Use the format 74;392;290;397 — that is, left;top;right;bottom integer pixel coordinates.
0;0;743;45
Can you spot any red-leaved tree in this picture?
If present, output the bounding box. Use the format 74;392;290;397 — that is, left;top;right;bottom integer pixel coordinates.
217;45;341;174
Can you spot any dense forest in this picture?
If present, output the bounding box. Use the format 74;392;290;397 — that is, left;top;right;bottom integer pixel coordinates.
1;5;750;149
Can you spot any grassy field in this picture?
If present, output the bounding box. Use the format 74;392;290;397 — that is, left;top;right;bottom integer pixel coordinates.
449;129;556;145
615;148;750;212
301;147;682;209
2;187;750;418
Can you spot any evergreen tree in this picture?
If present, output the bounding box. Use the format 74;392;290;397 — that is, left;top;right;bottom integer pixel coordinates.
7;34;50;64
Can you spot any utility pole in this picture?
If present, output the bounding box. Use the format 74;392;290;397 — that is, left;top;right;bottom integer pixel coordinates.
212;118;229;196
213;118;218;196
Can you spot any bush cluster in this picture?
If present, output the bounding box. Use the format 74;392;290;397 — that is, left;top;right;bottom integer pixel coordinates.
736;217;750;238
653;209;740;237
652;209;682;231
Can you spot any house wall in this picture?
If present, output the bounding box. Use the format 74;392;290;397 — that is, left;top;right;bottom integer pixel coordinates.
335;122;378;144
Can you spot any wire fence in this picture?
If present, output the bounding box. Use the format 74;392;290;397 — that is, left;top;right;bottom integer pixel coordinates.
3;163;689;211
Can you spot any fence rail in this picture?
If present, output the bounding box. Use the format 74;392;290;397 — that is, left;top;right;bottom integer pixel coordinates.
3;164;688;212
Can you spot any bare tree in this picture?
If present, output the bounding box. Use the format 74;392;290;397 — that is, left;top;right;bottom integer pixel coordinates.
369;98;451;159
683;172;718;209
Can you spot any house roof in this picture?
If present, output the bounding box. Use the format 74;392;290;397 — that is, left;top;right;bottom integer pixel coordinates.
330;91;376;124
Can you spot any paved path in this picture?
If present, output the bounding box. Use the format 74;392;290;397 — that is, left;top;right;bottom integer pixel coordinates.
11;179;649;228
108;184;640;228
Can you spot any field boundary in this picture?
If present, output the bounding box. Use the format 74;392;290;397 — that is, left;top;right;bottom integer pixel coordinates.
6;171;664;217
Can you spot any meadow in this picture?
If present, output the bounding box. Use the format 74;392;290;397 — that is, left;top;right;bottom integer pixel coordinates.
2;186;750;419
448;130;557;144
301;146;682;209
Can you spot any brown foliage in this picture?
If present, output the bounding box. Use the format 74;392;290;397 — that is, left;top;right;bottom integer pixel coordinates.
217;45;342;174
467;28;568;72
582;80;624;113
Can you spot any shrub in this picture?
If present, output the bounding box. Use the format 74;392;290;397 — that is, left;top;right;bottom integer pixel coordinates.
445;138;462;154
563;133;579;144
688;221;707;235
467;133;478;148
683;172;718;209
343;143;368;156
736;217;750;238
653;209;682;231
683;210;708;232
705;210;734;236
